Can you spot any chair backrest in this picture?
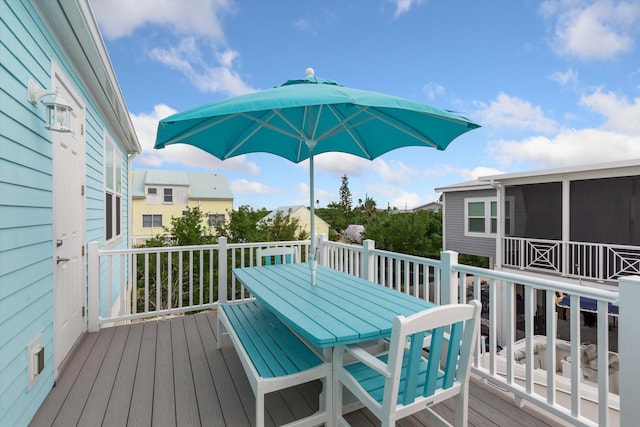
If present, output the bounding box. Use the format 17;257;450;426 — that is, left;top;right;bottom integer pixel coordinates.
383;300;481;409
257;246;297;266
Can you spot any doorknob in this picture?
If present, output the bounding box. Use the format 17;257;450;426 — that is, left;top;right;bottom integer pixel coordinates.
57;256;70;264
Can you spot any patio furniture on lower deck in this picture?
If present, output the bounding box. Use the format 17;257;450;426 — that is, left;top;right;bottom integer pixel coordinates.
29;311;559;427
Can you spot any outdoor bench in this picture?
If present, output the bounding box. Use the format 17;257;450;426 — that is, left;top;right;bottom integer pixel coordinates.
217;300;330;427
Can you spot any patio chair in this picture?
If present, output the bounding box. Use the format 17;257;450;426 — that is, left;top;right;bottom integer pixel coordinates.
333;300;481;427
257;246;297;265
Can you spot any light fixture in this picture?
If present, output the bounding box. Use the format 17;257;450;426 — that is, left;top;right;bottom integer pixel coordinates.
28;79;73;133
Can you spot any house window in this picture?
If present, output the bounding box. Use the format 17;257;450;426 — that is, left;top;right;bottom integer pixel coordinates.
105;134;122;242
465;197;512;237
164;188;173;203
142;214;163;228
147;187;157;195
208;213;225;226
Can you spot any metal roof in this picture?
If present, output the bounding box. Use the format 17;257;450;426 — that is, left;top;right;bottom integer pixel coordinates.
131;170;233;199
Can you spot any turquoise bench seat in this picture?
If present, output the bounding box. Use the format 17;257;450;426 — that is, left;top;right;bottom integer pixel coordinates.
217;300;330;426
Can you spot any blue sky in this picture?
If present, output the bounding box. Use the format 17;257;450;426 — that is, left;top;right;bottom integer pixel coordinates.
90;0;640;210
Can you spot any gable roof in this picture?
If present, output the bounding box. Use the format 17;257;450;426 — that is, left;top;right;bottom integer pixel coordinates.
131;169;233;199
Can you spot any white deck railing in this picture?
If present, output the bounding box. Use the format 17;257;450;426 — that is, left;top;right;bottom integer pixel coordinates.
503;236;640;282
87;237;637;427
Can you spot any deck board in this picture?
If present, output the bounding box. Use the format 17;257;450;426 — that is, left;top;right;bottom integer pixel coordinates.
30;311;561;427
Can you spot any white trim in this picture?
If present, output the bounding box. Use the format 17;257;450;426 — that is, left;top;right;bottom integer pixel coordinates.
464;196;514;238
104;131;124;246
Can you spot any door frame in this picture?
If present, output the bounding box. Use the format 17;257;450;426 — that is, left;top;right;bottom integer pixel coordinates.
51;61;87;377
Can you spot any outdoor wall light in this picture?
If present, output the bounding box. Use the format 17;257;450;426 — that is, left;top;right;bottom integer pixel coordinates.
28;79;73;133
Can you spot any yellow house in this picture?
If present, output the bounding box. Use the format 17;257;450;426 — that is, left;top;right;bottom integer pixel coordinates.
261;205;329;239
131;169;233;245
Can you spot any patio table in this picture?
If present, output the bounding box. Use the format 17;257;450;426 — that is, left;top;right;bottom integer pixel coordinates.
232;263;436;349
232;263;436;426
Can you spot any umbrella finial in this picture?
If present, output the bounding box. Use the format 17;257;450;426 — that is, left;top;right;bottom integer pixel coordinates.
305;67;315;78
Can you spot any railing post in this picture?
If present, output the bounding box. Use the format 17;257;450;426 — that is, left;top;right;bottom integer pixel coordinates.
87;241;100;332
218;237;228;304
440;250;459;305
362;239;375;281
619;275;640;427
317;234;328;267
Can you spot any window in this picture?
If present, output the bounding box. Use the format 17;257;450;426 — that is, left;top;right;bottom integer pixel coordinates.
142;214;163;227
208;213;225;227
105;134;123;242
164;188;173;203
147;187;157;195
465;197;512;237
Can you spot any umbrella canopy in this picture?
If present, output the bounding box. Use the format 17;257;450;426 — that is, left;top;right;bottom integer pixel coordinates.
155;68;480;284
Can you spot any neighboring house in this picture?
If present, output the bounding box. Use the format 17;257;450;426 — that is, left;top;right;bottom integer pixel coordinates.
130;169;233;245
0;1;141;426
413;201;443;213
436;159;640;291
260;206;329;239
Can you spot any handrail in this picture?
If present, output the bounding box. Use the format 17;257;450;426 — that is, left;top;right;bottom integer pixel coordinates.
87;237;624;426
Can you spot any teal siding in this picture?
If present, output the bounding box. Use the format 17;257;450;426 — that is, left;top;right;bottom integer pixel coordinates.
0;1;56;426
0;1;136;425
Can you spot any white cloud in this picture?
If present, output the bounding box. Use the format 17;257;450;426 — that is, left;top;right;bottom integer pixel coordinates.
579;89;640;134
550;68;578;87
90;0;234;40
368;184;422;210
311;153;373;177
489;129;640;168
231;179;280;195
131;104;261;174
459;166;505;181
294;182;334;207
478;92;558;134
544;0;640;60
389;0;423;17
149;39;255;97
422;82;445;100
372;159;416;184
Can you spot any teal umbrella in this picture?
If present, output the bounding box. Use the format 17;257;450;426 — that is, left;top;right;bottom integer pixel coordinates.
155;68;480;284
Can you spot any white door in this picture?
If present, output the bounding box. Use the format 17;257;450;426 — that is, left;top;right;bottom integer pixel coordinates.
52;69;86;377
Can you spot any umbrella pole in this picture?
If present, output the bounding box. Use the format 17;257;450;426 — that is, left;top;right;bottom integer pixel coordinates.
308;140;317;285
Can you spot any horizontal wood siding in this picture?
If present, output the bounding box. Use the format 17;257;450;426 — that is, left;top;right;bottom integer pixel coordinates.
1;1;134;425
443;190;497;258
0;2;56;426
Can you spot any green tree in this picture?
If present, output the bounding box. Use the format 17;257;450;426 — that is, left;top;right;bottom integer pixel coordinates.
215;205;269;243
362;210;442;258
339;174;352;214
136;206;216;312
216;205;306;243
168;206;215;246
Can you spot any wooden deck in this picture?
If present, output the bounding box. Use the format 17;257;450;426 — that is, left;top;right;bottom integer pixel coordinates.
30;311;561;427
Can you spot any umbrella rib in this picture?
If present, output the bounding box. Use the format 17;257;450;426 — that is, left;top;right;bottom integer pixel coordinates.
160;114;237;146
223;112;277;159
316;105;377;158
369;108;439;148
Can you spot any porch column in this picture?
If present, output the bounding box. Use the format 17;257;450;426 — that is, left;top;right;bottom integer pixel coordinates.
619;275;640;426
562;177;570;276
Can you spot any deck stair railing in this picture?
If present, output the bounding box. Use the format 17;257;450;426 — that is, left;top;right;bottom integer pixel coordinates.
87;238;639;427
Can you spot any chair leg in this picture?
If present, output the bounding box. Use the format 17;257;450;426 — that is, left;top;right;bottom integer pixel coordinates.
453;386;469;427
216;316;224;350
256;391;265;427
